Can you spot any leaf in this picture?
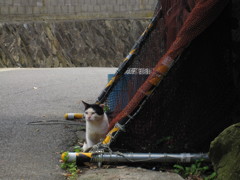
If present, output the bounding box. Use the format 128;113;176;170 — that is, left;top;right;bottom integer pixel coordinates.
191;164;197;171
60;163;67;169
74;145;82;152
174;169;181;174
173;164;184;170
62;152;69;161
185;167;191;175
76;169;82;174
62;173;72;177
205;172;217;180
202;166;209;171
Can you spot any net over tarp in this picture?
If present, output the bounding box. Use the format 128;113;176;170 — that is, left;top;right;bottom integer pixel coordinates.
96;0;235;153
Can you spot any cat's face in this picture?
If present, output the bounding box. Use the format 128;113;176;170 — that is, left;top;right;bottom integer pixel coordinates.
82;101;104;122
84;107;102;121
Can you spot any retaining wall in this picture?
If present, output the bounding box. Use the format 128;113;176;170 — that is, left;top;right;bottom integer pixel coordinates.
0;19;150;67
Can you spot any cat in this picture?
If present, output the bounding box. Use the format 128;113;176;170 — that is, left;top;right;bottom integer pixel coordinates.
82;101;109;152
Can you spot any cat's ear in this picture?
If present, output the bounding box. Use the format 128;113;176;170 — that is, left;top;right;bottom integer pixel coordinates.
82;101;90;108
99;104;104;108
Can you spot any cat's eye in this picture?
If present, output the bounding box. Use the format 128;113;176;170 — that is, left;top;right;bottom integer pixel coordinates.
85;112;88;114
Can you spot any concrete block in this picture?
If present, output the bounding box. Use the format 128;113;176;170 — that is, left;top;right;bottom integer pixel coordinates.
74;5;81;13
47;6;55;14
22;0;30;6
117;0;123;5
49;0;57;6
28;0;36;6
65;0;71;6
150;0;157;6
39;7;47;14
13;0;21;6
37;0;43;7
71;0;79;5
68;6;75;14
44;0;50;6
131;4;138;10
113;5;119;12
121;0;128;7
78;0;85;4
4;0;13;5
151;1;157;9
96;0;102;6
81;4;88;12
53;0;64;6
87;4;93;12
146;4;153;10
106;4;113;12
0;6;9;15
26;7;33;14
100;5;107;12
94;5;100;12
83;0;89;5
107;0;114;5
109;0;114;5
122;4;131;11
61;6;68;14
33;7;41;14
119;5;126;12
17;6;26;14
91;0;97;5
54;6;61;14
9;6;18;14
129;0;137;6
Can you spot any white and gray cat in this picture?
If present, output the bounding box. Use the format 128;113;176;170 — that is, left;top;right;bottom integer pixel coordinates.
82;101;109;152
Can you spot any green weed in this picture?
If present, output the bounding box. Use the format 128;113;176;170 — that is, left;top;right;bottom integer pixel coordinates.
60;148;82;179
173;159;217;180
60;161;79;180
73;145;82;153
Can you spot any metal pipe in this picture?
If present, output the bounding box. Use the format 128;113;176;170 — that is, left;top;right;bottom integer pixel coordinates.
92;153;209;163
62;152;209;165
64;113;84;120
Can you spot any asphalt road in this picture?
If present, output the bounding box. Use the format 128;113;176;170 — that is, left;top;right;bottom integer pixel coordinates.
0;68;116;180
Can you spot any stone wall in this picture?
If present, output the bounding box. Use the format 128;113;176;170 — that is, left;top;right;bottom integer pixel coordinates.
0;0;157;20
0;0;156;67
0;19;150;67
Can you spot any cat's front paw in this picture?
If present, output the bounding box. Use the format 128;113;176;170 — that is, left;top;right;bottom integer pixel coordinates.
82;142;88;152
82;142;92;152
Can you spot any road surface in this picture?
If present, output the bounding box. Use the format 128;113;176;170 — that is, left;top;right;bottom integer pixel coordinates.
0;68;116;180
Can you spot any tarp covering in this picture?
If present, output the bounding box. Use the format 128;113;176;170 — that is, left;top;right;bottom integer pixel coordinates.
97;0;235;153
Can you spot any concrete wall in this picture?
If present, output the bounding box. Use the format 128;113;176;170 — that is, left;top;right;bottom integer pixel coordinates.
0;0;157;19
